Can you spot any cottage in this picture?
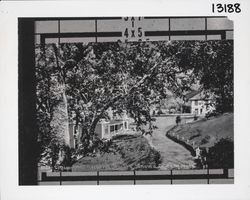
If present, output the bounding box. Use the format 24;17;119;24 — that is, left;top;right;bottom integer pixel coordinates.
95;118;130;139
67;108;131;148
183;90;215;116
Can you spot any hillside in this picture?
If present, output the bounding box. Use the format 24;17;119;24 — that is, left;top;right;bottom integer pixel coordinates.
167;113;233;148
72;134;161;171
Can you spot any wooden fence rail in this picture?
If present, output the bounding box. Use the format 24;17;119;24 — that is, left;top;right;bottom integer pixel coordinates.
38;168;234;185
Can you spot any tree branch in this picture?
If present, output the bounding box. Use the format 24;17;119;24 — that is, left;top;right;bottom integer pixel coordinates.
88;60;164;135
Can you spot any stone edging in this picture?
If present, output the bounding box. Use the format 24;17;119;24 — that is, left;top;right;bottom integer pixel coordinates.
166;126;196;157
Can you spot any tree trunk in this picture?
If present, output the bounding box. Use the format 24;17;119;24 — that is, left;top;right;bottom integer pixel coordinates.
86;62;162;138
89;116;101;136
62;90;71;147
51;44;71;147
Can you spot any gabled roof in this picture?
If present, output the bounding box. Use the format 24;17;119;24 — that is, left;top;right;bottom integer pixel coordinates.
109;120;124;125
185;90;201;100
189;91;214;101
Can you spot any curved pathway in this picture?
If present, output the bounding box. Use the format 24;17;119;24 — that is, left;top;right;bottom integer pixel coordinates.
145;117;195;170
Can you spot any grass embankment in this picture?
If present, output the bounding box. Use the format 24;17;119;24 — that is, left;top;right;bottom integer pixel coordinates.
166;113;234;168
167;113;233;149
72;134;161;171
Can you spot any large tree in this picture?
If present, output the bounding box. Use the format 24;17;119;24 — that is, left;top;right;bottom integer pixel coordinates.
35;40;233;156
36;41;195;152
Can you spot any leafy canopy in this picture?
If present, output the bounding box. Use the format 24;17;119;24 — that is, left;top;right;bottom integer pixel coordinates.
35;40;233;154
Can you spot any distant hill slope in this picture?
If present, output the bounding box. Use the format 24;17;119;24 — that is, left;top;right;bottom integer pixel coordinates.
167;113;233;148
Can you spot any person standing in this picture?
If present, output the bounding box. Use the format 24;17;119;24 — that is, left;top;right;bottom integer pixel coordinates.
195;146;201;159
176;115;181;125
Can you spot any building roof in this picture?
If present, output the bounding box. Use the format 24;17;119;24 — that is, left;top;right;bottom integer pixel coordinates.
189;91;214;101
109;120;124;125
185;90;201;100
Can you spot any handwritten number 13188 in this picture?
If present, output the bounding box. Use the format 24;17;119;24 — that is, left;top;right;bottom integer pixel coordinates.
212;3;241;13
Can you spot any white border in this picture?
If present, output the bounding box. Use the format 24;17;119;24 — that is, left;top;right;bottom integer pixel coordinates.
0;1;250;200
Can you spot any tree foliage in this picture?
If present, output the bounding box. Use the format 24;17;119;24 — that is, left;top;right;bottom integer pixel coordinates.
35;40;233;158
207;138;234;169
184;41;233;113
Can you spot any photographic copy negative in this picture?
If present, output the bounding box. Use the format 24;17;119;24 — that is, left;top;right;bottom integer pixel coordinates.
19;16;234;185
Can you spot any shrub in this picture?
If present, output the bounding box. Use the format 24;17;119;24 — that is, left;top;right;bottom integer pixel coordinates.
153;149;162;167
205;111;219;119
200;135;211;145
207;138;234;169
157;110;164;115
61;146;75;167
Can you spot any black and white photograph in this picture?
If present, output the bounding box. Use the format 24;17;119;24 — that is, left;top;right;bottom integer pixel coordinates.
19;17;234;185
1;1;250;200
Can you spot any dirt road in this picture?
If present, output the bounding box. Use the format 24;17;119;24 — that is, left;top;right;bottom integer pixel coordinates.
145;116;195;170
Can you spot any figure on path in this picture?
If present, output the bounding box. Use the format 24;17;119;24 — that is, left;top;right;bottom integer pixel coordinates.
176;115;181;125
195;146;201;159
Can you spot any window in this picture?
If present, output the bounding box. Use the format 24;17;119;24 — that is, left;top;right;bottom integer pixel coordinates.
195;109;198;114
110;125;114;132
75;139;78;149
195;100;198;106
104;125;109;135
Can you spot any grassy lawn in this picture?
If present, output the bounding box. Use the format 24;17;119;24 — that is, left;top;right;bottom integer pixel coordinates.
167;113;233;149
72;113;233;171
72;134;161;171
